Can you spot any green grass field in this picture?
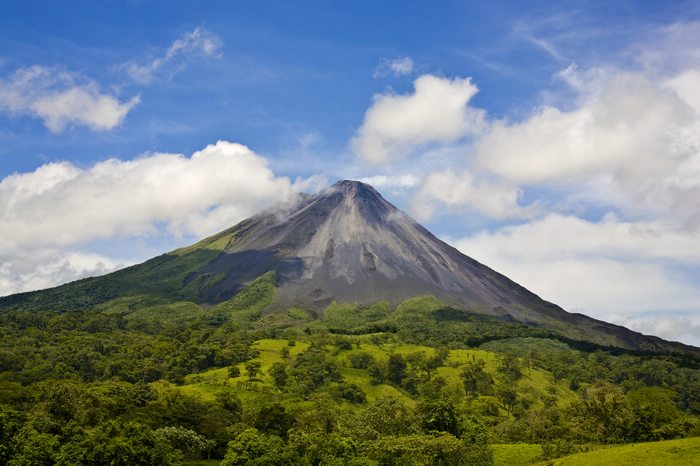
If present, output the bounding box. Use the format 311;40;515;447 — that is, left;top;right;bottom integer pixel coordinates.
534;437;700;466
493;443;543;466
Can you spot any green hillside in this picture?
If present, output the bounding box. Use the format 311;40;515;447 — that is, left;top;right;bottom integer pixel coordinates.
534;437;700;465
1;273;699;464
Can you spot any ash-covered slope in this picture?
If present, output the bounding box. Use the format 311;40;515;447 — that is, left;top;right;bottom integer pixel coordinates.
0;180;696;354
202;180;550;314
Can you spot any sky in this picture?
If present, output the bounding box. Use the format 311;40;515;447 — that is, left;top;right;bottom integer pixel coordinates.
1;0;700;345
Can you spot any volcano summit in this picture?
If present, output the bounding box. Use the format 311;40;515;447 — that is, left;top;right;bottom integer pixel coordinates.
1;180;696;355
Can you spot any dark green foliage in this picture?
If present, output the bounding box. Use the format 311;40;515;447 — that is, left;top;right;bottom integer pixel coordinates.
245;360;262;380
387;353;407;386
291;345;342;394
570;382;634;442
362;432;491;466
0;406;23;464
335;337;354;351
227;366;241;378
497;353;523;383
222;428;286;466
212;271;276;325
269;361;288;388
367;359;386;385
322;301;391;332
461;360;494;397
417;396;463;437
348;351;374;369
335;383;367;404
0;291;698;463
254;403;295;438
626;387;686;441
344;397;419;441
214;392;243;421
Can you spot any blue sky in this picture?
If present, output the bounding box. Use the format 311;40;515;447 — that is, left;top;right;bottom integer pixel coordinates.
1;1;700;345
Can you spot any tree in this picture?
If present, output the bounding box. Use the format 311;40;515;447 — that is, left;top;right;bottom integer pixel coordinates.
154;426;214;460
387;354;407;387
345;397;418;441
367;360;386;385
363;433;490;466
214;392;243;421
222;428;285;466
417;396;462;437
570;382;633;442
460;360;494;398
291;345;342;395
269;362;288;389
228;366;241;378
335;383;367;404
626;387;685;441
245;360;261;380
497;354;523;383
349;352;373;369
254;403;295;439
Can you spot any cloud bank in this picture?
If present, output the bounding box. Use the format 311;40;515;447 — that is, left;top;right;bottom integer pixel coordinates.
0;140;313;295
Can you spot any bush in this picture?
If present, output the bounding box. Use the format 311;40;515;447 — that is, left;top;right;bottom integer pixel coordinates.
336;383;367;404
349;352;374;369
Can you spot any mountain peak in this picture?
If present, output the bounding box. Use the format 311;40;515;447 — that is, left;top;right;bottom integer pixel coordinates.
328;179;383;203
331;179;374;193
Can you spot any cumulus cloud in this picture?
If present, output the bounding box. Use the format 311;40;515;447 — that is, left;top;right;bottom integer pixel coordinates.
412;169;537;221
0;140;306;253
477;73;693;184
452;214;700;318
352;74;485;164
0;250;127;296
0;140;318;295
358;174;419;189
124;27;223;84
0;65;139;132
612;314;700;346
373;56;415;78
472;65;700;231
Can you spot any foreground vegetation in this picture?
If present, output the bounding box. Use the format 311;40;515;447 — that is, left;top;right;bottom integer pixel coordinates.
1;278;699;464
534;437;700;465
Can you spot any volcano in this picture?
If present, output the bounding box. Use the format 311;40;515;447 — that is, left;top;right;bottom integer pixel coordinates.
1;180;697;355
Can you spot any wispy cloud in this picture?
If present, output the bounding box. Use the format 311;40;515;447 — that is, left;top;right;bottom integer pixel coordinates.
373;56;415;78
0;65;139;132
123;27;223;84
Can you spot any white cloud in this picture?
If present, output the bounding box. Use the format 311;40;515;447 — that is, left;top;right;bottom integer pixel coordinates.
124;27;223;84
352;74;485;164
476;72;693;185
458;213;700;264
411;169;537;221
616;314;700;346
0;140;315;295
358;174;419;189
0;140;305;250
471;66;700;230
0;250;127;296
452;214;700;319
374;56;415;78
0;65;139;132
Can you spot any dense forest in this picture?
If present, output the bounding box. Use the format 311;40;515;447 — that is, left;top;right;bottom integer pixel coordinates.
1;278;699;465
